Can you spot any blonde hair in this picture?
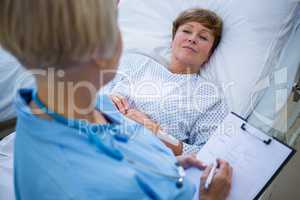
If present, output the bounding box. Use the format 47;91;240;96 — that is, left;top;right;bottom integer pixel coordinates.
0;0;118;68
172;8;223;53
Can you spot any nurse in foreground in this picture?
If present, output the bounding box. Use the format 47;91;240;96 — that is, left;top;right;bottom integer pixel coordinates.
0;0;232;199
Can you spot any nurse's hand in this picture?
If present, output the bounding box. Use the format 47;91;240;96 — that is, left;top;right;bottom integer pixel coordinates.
176;154;207;170
199;159;232;200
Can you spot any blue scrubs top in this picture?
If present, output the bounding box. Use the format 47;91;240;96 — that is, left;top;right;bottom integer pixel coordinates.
14;89;195;200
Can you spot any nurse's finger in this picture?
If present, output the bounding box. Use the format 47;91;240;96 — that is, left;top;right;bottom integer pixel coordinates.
200;164;213;186
178;154;207;170
217;159;231;176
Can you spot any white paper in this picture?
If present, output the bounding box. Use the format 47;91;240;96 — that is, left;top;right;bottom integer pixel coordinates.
186;113;293;200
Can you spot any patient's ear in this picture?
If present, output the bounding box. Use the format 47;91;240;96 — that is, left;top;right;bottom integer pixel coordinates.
170;39;174;49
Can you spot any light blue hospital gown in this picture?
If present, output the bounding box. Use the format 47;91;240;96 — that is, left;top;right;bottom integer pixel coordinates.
101;53;229;154
14;89;195;200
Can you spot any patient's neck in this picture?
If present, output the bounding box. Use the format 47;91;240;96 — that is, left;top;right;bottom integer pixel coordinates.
32;63;107;124
169;57;200;74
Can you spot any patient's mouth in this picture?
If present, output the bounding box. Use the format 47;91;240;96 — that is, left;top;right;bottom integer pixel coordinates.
182;46;197;53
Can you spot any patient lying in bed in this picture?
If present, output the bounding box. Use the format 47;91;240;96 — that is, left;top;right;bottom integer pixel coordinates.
101;8;229;155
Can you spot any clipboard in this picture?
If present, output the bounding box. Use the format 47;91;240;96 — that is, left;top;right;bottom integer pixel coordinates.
230;112;296;200
186;112;296;200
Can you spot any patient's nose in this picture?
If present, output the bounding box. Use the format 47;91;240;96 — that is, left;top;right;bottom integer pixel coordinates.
188;35;197;44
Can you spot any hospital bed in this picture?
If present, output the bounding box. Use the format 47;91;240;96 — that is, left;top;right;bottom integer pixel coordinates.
1;0;300;199
117;0;300;146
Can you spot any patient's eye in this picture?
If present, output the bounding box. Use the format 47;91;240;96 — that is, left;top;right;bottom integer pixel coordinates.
182;29;191;34
199;35;208;41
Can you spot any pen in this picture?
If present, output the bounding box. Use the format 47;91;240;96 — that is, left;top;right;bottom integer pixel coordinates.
204;160;218;190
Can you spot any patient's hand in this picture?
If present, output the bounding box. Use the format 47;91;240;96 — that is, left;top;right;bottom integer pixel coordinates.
110;94;129;114
109;94;160;133
110;94;182;155
125;108;184;155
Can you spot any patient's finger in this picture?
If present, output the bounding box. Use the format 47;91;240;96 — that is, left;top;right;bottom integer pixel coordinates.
119;96;129;111
114;95;129;114
111;96;125;113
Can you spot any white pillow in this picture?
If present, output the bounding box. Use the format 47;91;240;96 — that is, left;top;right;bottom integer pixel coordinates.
118;0;299;114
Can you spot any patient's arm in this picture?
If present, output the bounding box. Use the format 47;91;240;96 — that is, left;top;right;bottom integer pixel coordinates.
110;95;184;155
125;109;160;132
125;109;184;155
123;109;183;155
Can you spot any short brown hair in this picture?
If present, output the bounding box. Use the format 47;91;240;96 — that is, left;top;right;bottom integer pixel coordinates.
0;0;118;68
172;8;223;53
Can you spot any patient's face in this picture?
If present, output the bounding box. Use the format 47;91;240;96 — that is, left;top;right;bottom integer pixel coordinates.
171;21;215;70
